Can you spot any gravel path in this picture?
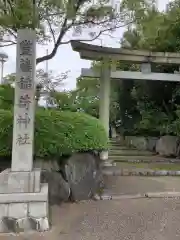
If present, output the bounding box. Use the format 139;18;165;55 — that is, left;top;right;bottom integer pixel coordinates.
3;199;180;240
2;177;180;239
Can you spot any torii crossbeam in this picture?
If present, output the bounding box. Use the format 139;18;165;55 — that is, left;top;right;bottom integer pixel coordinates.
81;68;180;82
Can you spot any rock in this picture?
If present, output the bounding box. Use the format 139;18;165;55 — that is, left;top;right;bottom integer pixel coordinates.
146;137;158;151
64;153;103;201
156;136;180;157
158;170;168;176
34;159;60;171
41;171;70;205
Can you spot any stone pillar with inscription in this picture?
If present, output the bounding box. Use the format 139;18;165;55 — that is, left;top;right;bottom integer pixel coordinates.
0;29;49;233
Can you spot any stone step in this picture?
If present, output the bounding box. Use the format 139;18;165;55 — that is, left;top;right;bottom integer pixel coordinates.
109;149;154;156
109;138;120;143
109;145;132;150
109;143;121;148
109;139;123;144
108;155;180;163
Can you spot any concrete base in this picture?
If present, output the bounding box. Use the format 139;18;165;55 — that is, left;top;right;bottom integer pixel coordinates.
0;168;50;233
0;183;49;233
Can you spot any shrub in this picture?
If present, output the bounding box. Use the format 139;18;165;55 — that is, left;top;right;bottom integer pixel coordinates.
0;109;108;161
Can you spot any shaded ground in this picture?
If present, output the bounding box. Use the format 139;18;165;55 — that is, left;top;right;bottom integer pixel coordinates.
2;199;180;240
116;162;180;170
112;155;180;163
104;176;180;195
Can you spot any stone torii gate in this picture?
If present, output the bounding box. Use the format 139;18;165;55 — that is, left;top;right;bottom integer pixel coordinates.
71;40;180;165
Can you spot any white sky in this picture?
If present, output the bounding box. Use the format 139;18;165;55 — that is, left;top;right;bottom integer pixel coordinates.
1;0;170;90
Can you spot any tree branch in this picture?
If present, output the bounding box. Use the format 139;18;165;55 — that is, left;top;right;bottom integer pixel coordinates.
36;19;134;64
7;28;17;39
0;42;16;47
46;17;56;44
36;0;97;64
0;37;16;47
6;0;18;32
0;28;17;47
36;16;69;64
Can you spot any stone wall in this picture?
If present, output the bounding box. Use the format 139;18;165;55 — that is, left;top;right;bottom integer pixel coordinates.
124;135;180;158
124;136;158;151
156;136;180;157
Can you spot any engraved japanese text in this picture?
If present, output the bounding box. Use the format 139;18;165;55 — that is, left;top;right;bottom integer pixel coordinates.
20;40;33;56
16;113;30;128
18;94;31;110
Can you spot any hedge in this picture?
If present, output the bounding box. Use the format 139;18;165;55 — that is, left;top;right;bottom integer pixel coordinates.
0;109;108;160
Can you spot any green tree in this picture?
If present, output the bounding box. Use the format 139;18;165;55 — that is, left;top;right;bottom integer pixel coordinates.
114;0;180;135
49;90;77;111
75;76;100;117
35;69;67;104
0;84;14;110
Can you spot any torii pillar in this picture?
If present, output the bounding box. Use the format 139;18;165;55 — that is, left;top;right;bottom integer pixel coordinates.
99;58;111;163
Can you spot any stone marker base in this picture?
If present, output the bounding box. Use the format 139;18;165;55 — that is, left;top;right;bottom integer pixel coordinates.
0;168;41;193
0;169;50;233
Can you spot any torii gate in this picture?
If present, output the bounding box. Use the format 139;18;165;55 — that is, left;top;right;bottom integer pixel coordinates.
71;40;180;165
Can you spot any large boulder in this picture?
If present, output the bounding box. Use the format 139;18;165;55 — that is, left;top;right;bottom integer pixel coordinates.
41;170;70;205
63;153;103;201
156;136;180;157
